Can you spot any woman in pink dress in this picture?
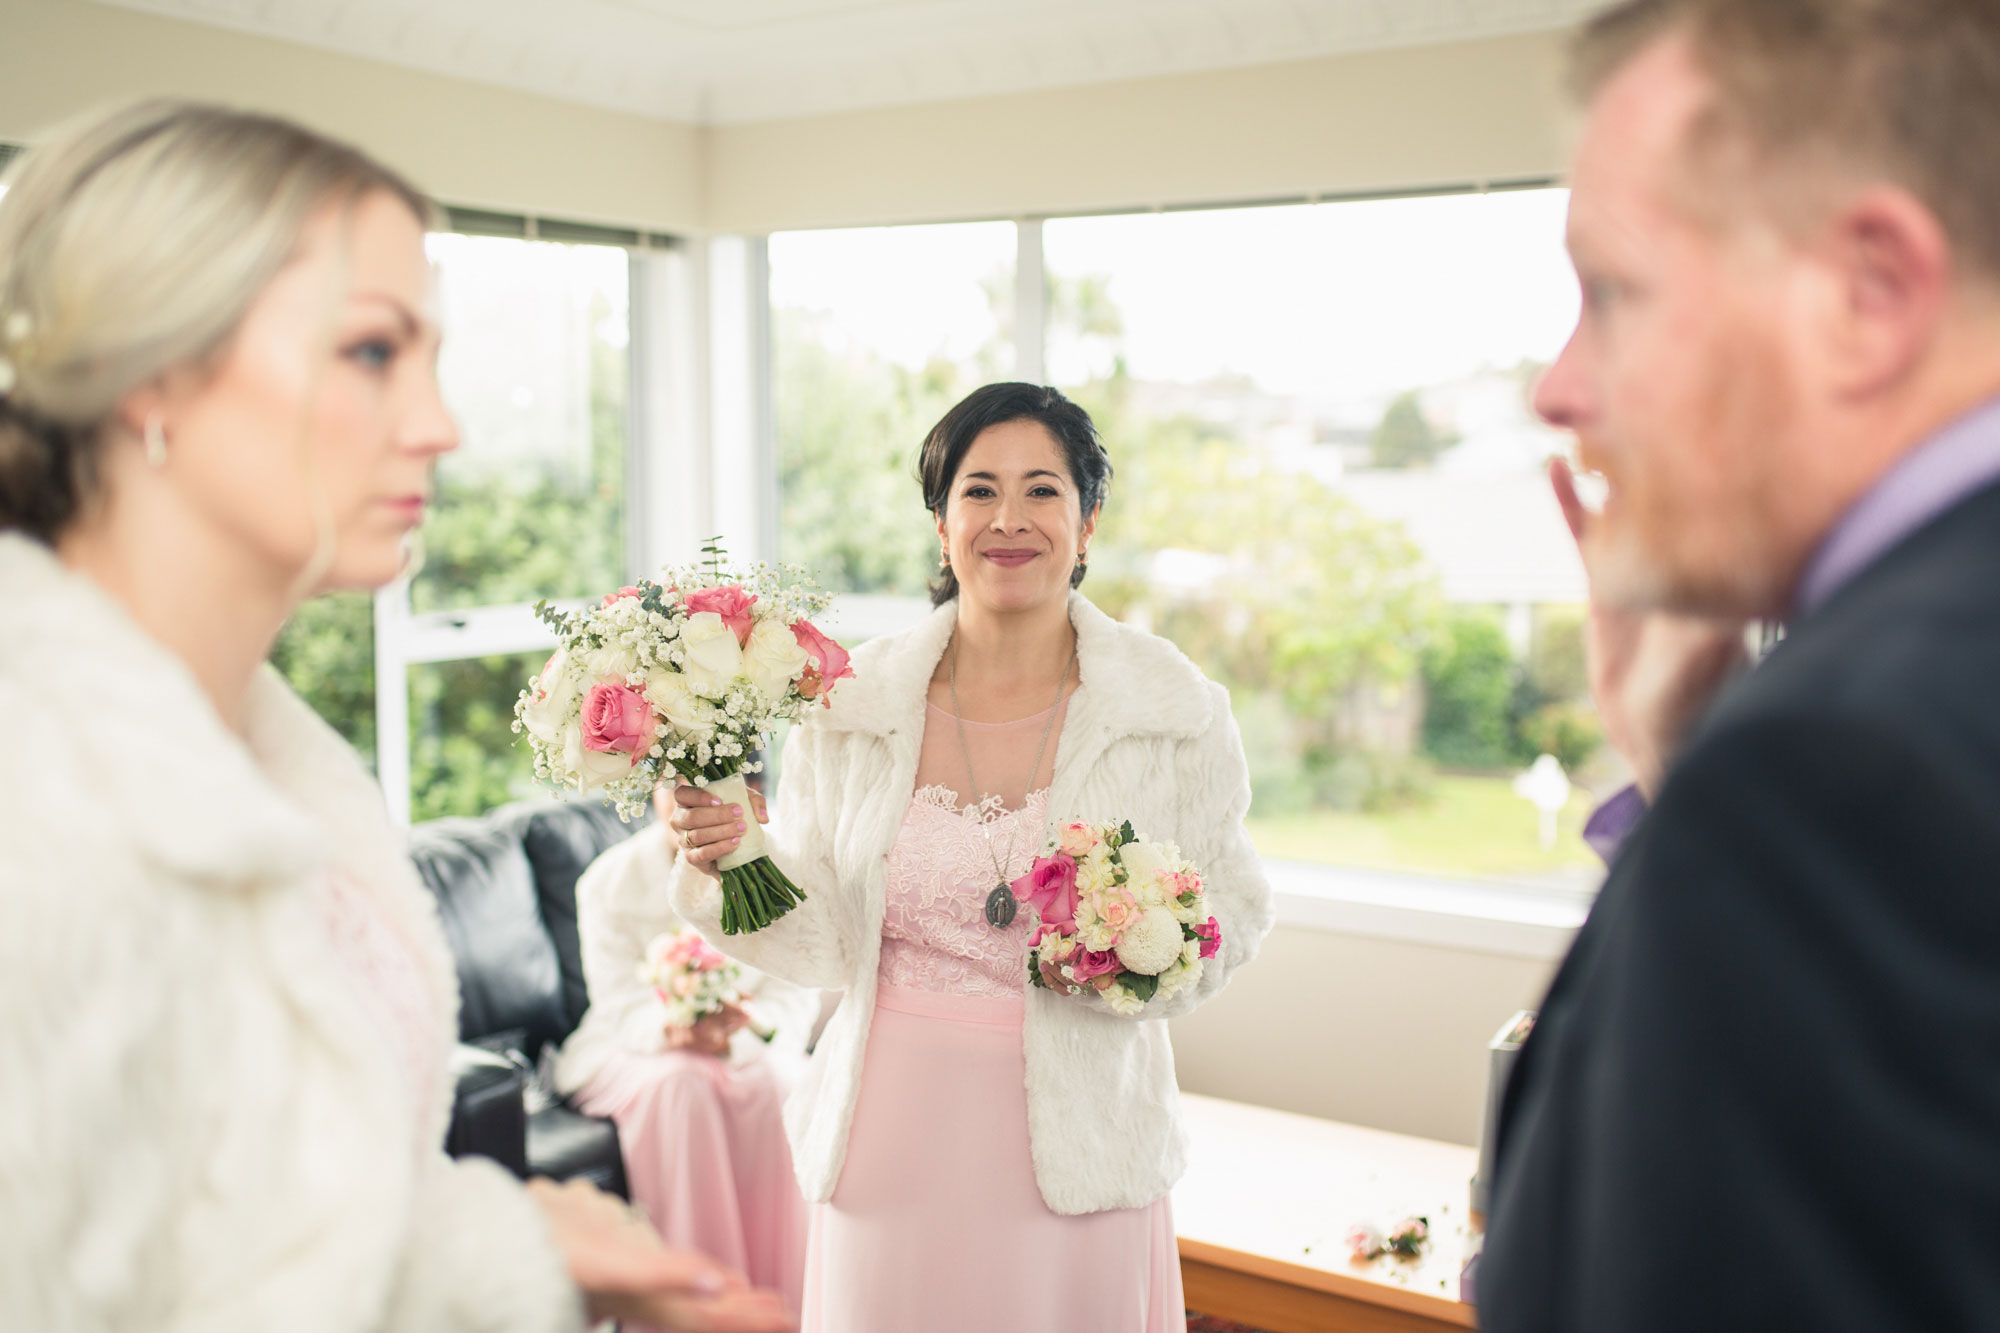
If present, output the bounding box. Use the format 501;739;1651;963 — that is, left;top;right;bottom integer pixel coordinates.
664;383;1276;1331
553;807;821;1319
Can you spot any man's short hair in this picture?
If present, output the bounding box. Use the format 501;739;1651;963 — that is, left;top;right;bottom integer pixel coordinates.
1574;0;2000;278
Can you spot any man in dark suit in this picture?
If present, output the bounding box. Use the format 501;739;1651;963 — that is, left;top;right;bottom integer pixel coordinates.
1480;2;2000;1328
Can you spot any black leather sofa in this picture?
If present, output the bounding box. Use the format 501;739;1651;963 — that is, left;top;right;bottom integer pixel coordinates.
408;797;651;1198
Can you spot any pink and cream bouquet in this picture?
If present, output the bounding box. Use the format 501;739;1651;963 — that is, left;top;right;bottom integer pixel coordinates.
1014;818;1223;1016
640;928;772;1042
513;541;853;934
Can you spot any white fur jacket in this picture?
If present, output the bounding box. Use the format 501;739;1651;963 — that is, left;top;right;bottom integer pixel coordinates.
670;594;1275;1216
0;534;583;1333
549;823;824;1097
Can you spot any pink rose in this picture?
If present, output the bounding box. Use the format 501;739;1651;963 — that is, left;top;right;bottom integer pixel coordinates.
1058;821;1101;857
684;586;757;644
1068;946;1122;983
601;585;644;607
1194;916;1222;960
580;681;654;766
791;620;855;704
1097;889;1140;937
1012;854;1079;930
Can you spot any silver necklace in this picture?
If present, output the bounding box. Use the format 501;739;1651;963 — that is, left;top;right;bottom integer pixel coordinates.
948;635;1076;929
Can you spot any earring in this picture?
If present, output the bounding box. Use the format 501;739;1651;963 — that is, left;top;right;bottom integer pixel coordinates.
940;548;952;571
143;414;168;469
1076;550;1088;566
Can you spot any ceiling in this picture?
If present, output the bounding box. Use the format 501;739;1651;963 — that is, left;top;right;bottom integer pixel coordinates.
95;0;1609;126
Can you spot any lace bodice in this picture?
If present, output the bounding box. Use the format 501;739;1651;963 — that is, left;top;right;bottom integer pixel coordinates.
878;698;1071;999
879;785;1049;999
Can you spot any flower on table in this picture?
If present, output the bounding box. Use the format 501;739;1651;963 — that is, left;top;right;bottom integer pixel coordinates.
1385;1216;1430;1259
1346;1224;1385;1264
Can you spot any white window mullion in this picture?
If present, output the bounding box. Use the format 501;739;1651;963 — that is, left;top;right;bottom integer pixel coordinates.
372;580;414;825
1014;218;1046;385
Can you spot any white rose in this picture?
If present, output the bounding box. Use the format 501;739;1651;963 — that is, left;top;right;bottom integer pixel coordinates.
563;724;635;792
583;641;641;683
1101;986;1147;1017
1117;839;1176;893
522;648;583;746
742;618;810;704
1112;905;1185;976
680;612;744;697
645;669;718;739
1156;958;1201;1001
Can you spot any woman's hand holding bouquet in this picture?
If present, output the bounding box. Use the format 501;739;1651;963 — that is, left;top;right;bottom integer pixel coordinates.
515;541;853;933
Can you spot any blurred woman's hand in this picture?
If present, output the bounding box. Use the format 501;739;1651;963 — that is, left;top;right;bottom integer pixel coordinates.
665;1001;751;1057
526;1177;794;1331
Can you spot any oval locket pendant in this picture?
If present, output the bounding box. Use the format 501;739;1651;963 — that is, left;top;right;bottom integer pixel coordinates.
984;883;1018;928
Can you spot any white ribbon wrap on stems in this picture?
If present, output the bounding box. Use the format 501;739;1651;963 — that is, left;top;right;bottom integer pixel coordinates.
708;773;769;872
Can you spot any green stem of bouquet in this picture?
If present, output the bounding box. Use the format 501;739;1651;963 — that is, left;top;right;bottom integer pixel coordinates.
716;855;808;936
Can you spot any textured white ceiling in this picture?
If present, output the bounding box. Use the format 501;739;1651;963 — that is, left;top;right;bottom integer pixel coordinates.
94;0;1609;125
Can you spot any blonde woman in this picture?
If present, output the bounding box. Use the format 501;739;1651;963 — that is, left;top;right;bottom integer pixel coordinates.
667;382;1276;1332
0;101;790;1333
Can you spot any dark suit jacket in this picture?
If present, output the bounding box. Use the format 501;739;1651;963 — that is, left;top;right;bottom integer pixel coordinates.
1481;481;2000;1331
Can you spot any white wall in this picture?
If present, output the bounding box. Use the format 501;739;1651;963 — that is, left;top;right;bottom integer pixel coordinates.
3;4;1576;235
705;29;1574;232
0;0;705;231
1171;924;1556;1147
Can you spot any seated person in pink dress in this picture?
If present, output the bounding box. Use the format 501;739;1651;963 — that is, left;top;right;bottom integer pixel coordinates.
552;791;824;1318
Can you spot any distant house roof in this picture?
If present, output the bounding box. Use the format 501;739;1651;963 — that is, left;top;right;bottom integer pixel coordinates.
1337;471;1585;606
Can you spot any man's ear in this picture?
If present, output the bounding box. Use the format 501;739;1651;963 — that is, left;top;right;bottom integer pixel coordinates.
1810;185;1952;400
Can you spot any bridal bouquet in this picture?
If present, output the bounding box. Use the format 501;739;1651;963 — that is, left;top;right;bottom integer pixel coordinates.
640;928;773;1042
514;542;853;933
1014;818;1223;1016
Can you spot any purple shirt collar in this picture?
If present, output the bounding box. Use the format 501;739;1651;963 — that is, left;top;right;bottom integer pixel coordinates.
1794;395;2000;617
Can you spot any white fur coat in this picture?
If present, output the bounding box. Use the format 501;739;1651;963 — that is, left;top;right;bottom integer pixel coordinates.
0;533;583;1332
670;594;1275;1216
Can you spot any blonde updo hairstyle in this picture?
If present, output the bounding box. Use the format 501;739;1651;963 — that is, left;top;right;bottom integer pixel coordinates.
0;99;432;544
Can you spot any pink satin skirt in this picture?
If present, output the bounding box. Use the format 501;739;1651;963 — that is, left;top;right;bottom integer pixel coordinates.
574;1047;809;1320
800;984;1185;1332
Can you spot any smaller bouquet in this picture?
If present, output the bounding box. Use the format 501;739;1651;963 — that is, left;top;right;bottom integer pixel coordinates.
514;541;854;934
639;928;772;1043
1013;818;1222;1017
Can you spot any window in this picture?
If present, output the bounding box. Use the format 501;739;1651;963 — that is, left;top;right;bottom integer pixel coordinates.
1043;191;1603;893
770;191;1609;896
771;221;1016;600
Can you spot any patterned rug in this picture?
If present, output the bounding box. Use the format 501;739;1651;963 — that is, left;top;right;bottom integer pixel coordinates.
1186;1316;1271;1333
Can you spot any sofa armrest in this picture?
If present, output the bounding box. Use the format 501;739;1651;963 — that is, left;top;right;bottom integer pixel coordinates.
444;1044;529;1179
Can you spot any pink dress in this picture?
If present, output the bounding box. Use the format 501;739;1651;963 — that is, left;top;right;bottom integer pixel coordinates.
798;702;1187;1333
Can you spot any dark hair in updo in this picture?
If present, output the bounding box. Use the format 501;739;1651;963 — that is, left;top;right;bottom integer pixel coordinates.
917;382;1113;607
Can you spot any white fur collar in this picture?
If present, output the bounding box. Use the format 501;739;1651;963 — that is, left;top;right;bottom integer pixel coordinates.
0;533;383;893
818;592;1215;744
